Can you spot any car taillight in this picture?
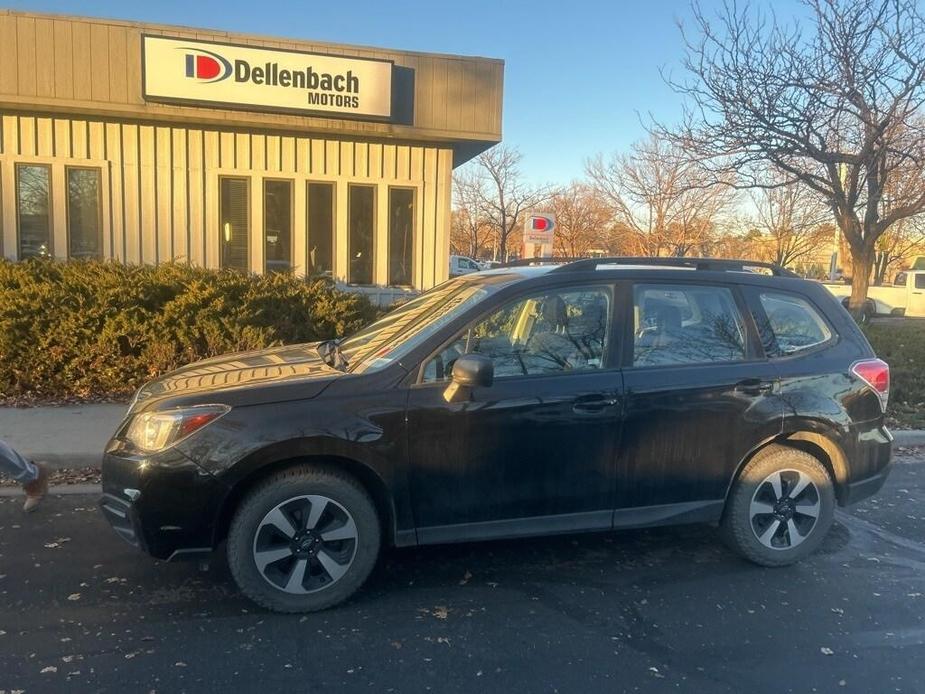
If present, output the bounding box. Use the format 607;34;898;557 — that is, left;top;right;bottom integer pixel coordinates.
851;359;890;411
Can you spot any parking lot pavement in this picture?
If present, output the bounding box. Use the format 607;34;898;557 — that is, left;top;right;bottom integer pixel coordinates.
1;454;924;694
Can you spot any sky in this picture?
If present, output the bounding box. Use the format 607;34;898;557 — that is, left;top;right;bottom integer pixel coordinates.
6;0;808;183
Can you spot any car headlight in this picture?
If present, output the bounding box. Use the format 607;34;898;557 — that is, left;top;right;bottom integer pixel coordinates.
122;405;230;453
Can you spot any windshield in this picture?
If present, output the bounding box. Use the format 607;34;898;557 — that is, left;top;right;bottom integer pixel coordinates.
339;275;507;373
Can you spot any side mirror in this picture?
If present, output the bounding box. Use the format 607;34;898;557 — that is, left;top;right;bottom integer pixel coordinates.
451;354;494;387
443;354;494;403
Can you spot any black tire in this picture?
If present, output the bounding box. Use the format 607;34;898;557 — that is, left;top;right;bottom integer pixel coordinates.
227;465;381;613
721;445;835;567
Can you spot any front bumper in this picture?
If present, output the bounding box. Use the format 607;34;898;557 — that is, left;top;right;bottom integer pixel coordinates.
100;448;228;561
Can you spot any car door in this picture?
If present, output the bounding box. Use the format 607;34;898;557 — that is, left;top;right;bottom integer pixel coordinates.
406;282;624;543
909;272;925;317
615;281;783;521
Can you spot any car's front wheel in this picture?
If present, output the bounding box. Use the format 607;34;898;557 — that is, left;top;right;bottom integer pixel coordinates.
722;445;835;566
227;465;381;613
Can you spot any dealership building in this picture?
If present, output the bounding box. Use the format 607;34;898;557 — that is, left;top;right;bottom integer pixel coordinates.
0;11;503;296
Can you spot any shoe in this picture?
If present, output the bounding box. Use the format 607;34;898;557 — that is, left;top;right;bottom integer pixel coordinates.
23;462;49;513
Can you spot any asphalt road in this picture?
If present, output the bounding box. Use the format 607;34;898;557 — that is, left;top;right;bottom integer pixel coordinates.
2;453;924;694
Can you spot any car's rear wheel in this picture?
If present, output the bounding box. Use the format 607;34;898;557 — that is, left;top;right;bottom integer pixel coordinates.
227;465;381;613
722;445;835;566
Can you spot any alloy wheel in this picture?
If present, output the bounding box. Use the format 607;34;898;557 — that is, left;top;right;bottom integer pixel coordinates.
252;495;358;594
749;469;821;550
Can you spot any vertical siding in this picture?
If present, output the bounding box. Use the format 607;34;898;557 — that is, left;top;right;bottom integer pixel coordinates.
0;111;452;289
0;116;16;258
0;15;19;96
52;20;74;100
105;121;124;261
122;123;140;263
187;129;204;266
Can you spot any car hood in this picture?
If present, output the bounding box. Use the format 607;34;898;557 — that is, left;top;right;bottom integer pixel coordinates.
132;342;343;410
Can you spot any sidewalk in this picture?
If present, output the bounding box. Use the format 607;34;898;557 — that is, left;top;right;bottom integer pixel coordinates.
0;404;126;468
0;403;923;470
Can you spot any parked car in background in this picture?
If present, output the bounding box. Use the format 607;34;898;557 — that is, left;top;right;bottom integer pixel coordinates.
449;255;483;277
101;256;892;613
823;269;925;321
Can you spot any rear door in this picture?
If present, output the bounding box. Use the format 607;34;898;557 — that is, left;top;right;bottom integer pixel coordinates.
615;281;783;519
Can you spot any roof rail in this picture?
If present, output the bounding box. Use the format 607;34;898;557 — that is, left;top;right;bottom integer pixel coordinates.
501;257;588;267
544;256;798;277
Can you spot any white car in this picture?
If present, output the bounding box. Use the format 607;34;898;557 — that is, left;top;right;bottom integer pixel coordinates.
823;269;925;320
449;255;484;277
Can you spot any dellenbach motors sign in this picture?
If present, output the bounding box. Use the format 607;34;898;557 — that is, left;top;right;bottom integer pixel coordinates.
143;36;393;119
524;214;556;245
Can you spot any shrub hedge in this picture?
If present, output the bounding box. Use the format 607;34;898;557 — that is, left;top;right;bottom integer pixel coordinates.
864;321;925;429
0;260;378;402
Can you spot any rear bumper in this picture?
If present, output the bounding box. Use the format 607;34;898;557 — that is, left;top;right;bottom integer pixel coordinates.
99;448;227;560
843;465;891;505
840;424;893;506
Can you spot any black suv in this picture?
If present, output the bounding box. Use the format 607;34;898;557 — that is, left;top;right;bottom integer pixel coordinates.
101;257;893;612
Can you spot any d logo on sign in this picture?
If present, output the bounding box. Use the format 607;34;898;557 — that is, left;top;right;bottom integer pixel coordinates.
531;216;552;231
183;49;233;83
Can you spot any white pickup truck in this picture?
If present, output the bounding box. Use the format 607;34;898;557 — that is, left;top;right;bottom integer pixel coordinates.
823;268;925;319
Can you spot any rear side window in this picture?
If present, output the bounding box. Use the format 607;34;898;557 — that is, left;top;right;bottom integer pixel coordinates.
632;284;747;367
757;292;832;356
916;274;925;289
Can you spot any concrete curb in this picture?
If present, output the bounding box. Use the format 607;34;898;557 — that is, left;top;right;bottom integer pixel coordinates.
0;483;101;497
0;404;125;469
37;454;104;469
893;430;925;447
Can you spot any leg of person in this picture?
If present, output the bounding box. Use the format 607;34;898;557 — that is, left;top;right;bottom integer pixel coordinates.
0;438;37;483
0;439;49;512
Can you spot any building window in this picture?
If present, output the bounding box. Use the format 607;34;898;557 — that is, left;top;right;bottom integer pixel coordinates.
307;182;334;276
389;188;414;286
66;167;103;259
348;184;375;284
16;164;52;259
220;177;250;271
264;179;292;273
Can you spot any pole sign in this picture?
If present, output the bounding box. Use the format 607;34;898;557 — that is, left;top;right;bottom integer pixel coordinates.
524;213;556;245
142;36;393;119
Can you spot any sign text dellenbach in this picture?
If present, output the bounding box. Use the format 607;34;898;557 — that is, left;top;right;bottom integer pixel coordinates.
143;36;393;119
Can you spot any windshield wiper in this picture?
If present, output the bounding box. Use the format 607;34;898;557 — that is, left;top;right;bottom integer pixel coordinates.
315;339;349;372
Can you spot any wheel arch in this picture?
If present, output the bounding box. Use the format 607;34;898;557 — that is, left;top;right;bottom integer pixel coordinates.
724;430;850;510
213;454;399;549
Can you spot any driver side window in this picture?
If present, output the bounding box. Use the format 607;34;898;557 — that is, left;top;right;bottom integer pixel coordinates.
421;285;611;382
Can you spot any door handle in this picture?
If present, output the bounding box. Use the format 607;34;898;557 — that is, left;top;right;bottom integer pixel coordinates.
735;379;774;396
573;394;619;413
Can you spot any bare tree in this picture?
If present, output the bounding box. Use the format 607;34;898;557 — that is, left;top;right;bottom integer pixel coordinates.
469;145;554;261
748;170;832;268
549;183;615;257
660;0;925;312
873;213;925;283
586;134;735;257
451;169;494;258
